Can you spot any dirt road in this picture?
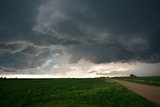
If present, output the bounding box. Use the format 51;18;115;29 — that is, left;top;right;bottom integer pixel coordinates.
114;80;160;104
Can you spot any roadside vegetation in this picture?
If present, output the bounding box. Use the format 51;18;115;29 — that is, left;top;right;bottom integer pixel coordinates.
0;78;159;107
113;76;160;86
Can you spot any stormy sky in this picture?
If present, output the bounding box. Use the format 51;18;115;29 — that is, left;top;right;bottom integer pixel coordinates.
0;0;160;78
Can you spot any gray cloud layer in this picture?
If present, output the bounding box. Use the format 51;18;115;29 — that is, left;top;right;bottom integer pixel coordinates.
0;0;160;72
32;0;160;63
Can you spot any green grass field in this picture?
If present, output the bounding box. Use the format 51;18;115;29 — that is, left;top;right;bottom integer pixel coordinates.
0;78;159;107
113;76;160;86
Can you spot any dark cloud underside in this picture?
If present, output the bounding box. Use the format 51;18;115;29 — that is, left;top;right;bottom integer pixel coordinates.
0;0;160;71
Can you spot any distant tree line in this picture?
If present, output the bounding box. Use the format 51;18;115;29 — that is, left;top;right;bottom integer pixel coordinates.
0;77;18;80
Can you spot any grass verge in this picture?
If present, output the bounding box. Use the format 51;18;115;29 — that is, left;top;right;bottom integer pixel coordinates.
113;76;160;86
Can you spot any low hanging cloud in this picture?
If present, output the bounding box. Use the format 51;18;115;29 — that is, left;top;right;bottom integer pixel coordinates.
0;41;65;70
0;0;160;76
32;0;160;64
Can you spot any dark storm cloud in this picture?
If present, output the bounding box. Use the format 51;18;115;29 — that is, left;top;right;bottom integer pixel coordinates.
0;41;63;70
69;44;133;64
0;0;160;71
33;0;160;63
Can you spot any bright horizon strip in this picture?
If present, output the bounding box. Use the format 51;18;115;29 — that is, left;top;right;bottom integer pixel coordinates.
0;74;102;78
1;62;160;78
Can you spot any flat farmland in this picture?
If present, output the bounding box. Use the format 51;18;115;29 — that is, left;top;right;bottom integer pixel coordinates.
0;78;159;107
